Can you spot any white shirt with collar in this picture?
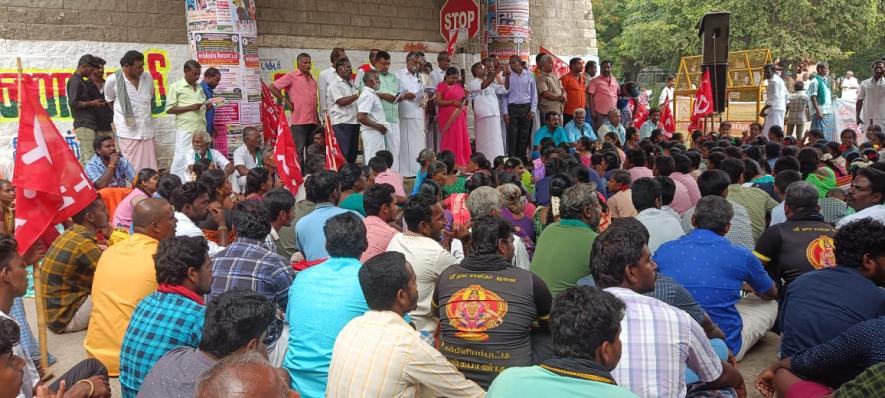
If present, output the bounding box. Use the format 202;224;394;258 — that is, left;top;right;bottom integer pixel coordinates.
327;74;360;125
356;87;388;134
766;74;788;111
636;207;686;255
318;66;337;117
395;68;425;120
841;76;859;100
174;211;223;255
836;204;885;229
430;67;447;89
859;76;885;127
104;72;155;140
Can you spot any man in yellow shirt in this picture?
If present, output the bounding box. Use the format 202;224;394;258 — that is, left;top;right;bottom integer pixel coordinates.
84;198;177;375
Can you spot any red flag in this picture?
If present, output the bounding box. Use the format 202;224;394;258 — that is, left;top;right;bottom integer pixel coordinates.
689;69;714;131
632;98;649;128
13;75;97;254
323;113;347;171
273;110;304;195
262;80;303;194
261;82;283;142
660;96;676;135
446;30;459;57
538;47;570;78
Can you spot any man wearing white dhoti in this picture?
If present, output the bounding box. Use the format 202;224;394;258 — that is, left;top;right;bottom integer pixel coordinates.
760;64;788;135
395;52;427;177
468;62;506;160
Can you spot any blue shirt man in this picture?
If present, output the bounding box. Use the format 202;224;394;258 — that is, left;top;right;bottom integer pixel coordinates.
295;203;362;261
200;81;215;135
283;256;368;398
562;119;596;145
84;153;136;188
654;226;776;355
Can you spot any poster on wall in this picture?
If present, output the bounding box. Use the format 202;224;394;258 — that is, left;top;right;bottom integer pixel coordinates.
185;0;261;157
486;0;530;60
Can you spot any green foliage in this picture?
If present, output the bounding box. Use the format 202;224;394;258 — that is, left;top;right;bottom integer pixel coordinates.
590;0;884;78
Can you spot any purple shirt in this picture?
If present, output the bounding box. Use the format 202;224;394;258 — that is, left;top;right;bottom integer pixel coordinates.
502;208;535;257
504;70;538;113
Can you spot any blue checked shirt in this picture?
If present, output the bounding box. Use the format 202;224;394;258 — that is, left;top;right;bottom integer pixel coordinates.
84;154;136;187
209;237;295;346
119;291;204;398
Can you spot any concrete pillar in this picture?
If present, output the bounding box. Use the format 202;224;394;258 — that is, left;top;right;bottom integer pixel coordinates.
529;0;597;59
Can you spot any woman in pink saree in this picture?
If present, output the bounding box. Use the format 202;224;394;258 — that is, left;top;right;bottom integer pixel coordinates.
435;67;472;168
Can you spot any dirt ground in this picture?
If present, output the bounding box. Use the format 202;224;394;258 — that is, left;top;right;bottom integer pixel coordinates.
22;297;780;397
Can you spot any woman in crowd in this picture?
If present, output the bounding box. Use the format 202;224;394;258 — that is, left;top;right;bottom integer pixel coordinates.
498;183;536;258
468;153;493;176
0;179;14;235
435;67;472;168
435;151;467;195
112;168;159;231
533;173;577;234
243;167;272;201
411;149;436;196
338;164;368;216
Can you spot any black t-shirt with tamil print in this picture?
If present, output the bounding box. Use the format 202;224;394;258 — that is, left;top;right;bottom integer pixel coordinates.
753;211;837;290
432;253;552;389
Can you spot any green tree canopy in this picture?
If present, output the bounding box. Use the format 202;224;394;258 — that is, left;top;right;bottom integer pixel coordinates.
592;0;884;79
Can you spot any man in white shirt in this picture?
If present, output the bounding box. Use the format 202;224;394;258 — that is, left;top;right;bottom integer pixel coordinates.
357;70;389;163
838;167;885;228
232;127;262;194
658;75;675;113
395;52;426;177
327;251;484;398
327;58;361;164
760;64;788;134
167;60;210;179
386;196;458;343
430;51;451;89
841;70;860;100
469;61;507;159
857;60;885;130
172;182;226;255
317;48;347;119
104;50;158;171
632;178;684;254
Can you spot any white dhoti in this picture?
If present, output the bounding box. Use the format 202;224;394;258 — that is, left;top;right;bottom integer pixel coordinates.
170;129;194;179
763;109;785;134
384;121;401;172
361;127;387;165
474;116;505;160
117;137;158;172
398;116;426;177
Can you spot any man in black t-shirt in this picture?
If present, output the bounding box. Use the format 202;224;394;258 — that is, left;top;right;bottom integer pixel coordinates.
86;57;115;136
433;216;552;389
754;181;837;293
66;54;104;164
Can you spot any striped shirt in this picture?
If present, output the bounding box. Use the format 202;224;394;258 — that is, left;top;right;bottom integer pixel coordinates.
327;310;484;398
605;287;723;398
681;200;756;251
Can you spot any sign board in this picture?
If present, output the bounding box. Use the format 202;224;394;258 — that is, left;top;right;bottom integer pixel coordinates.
440;0;479;41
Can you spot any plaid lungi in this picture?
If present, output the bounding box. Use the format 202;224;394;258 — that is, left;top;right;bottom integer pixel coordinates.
812;113;835;141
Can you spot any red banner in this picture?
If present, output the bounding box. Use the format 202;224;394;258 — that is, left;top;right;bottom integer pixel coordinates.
689;69;714;131
263;82;303;195
632;98;648;129
323;113;347;171
537;47;570;78
13;75;97;254
660;97;676;136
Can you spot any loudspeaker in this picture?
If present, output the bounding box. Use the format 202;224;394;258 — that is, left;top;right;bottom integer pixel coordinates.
704;64;728;113
697;12;730;65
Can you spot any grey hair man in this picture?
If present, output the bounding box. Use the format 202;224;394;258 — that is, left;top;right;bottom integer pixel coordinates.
655;195;777;360
537;54;565;119
466;186;531;269
196;351;297;398
753;181;837;297
531;183;602;296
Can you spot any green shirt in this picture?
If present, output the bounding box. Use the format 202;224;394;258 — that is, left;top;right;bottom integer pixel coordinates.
530;219;597;296
338;193;366;216
487;366;640;398
166;79;207;132
377;71;400;122
727;184;778;241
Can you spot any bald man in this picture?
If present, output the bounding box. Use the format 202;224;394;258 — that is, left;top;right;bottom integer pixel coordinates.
84;198;178;376
197;351;298;398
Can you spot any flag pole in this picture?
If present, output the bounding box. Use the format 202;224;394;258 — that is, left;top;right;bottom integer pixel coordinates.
17;57;52;376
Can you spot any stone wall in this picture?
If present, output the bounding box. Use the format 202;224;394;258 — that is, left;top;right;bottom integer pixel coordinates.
529;0;597;59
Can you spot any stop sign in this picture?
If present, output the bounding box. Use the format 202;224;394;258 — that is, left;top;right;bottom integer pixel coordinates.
440;0;479;41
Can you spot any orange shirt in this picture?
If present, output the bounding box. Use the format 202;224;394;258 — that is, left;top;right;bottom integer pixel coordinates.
560;73;586;115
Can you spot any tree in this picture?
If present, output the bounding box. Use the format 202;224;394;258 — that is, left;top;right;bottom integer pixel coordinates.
590;0;884;79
